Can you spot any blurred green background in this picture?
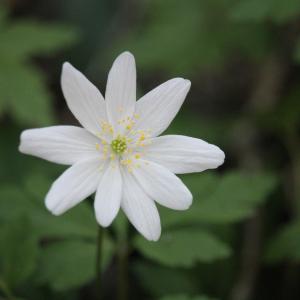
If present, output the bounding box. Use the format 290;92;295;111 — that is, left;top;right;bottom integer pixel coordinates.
0;0;300;299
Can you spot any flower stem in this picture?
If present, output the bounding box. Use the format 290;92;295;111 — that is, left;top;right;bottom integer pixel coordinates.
96;225;104;300
116;216;129;300
117;238;128;300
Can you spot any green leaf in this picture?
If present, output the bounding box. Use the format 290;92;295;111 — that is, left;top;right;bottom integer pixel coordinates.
134;229;231;267
108;0;270;75
159;295;218;300
270;0;300;23
231;0;300;23
134;262;198;297
0;8;78;125
0;21;78;60
37;237;114;291
23;173;98;239
0;216;39;288
0;62;54;125
0;175;97;240
231;0;272;21
0;185;30;222
264;221;300;263
161;172;277;227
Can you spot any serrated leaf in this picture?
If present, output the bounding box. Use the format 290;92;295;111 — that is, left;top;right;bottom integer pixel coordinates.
0;7;78;126
23;173;97;239
134;229;231;267
0;63;54;125
161;172;277;227
0;177;96;240
0;21;78;59
107;0;270;75
134;262;198;297
264;221;300;263
0;216;39;288
37;238;114;291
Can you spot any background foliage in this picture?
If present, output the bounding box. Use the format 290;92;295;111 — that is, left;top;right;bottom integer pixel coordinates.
0;0;300;299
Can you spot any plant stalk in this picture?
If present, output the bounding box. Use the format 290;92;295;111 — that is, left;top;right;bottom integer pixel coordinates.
96;225;104;300
117;239;128;300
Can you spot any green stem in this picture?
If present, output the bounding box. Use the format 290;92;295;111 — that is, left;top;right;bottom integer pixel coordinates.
117;238;128;300
116;217;129;300
96;225;104;300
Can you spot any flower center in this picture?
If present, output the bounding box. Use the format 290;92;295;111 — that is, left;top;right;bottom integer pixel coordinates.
111;136;127;154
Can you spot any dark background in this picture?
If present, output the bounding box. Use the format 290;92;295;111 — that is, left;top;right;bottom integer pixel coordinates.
0;0;300;300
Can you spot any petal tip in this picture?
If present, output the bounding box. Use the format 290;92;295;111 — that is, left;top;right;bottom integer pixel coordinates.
185;79;191;87
209;144;226;167
184;80;191;93
98;220;111;228
149;228;161;242
216;148;225;166
18;143;24;154
114;51;136;65
18;130;31;154
45;199;61;216
151;235;161;242
61;62;74;82
120;50;134;59
180;192;193;210
18;131;25;153
45;190;65;216
62;61;72;70
95;213;114;228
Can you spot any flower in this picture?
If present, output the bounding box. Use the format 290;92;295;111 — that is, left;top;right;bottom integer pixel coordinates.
19;51;225;241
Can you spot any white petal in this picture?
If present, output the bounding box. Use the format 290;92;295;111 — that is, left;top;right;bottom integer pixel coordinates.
132;160;192;210
105;52;136;131
121;171;161;241
145;135;225;174
61;62;107;135
46;158;103;215
134;78;191;137
94;162;122;227
19;126;100;165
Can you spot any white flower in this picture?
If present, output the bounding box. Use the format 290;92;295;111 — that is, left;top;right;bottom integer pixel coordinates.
19;51;225;241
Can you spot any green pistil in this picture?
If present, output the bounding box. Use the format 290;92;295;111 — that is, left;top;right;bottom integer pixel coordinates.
111;137;127;154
